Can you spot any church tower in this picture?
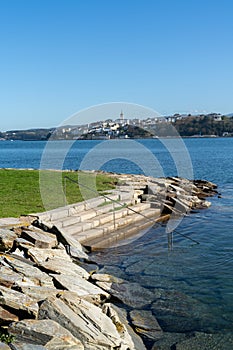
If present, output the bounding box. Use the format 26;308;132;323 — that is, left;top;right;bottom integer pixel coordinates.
120;110;124;121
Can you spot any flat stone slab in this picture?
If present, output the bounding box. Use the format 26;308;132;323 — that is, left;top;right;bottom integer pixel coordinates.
0;228;17;251
0;305;19;325
9;319;84;349
129;309;163;340
4;255;54;288
0;218;23;228
21;227;57;248
39;257;89;279
0;285;38;318
51;273;109;300
96;278;155;308
27;246;71;264
103;303;147;350
38;296;122;349
20;286;60;302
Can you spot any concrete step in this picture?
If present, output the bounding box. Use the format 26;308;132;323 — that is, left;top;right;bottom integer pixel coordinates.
59;202;152;236
35;192;128;222
80;209;162;249
52;199;135;229
75;208;160;245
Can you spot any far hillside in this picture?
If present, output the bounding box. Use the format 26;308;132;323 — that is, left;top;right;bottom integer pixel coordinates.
173;115;233;137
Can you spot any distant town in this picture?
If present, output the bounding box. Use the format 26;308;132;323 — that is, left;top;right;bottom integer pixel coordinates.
1;112;233;141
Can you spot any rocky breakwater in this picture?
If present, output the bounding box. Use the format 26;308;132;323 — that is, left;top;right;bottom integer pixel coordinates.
0;221;151;349
0;175;226;350
107;173;219;217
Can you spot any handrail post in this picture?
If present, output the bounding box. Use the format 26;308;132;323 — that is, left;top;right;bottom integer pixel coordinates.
113;202;116;229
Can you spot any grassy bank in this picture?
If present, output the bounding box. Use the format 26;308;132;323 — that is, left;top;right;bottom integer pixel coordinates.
0;169;115;218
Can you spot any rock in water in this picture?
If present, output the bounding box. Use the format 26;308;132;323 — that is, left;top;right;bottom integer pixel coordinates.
129;309;163;340
96;279;155;308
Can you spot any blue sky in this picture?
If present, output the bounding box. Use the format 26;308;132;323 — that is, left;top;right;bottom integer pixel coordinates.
1;0;233;130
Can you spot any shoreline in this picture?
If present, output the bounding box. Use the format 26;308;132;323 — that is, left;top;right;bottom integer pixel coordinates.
0;173;226;349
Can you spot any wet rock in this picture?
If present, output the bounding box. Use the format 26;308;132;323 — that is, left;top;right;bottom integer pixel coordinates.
98;265;126;279
21;227;57;249
103;303;147;350
91;273;123;283
51;273;109;301
175;331;233;350
151;332;189;350
9;319;84;349
0;285;38;318
38;296;122;349
96;279;155;308
151;289;210;332
4;255;54;288
0;229;17;251
0;305;19;325
129;310;163;340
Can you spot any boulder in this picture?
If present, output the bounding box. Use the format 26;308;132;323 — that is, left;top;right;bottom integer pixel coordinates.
4;255;54;288
103;303;147;350
39;258;89;279
0;305;19;325
91;273;122;283
51;273;109;301
0;265;39;289
38;296;122;349
0;285;38;318
36;224;89;261
8;319;84;349
21;227;57;249
19;286;60;302
27;246;71;264
129;309;163;340
96;279;155;308
0;229;17;251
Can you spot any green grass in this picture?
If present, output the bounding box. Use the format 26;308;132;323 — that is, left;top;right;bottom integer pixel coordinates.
0;169;116;218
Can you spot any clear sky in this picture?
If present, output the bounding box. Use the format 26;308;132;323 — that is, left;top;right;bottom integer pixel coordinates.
1;0;233;130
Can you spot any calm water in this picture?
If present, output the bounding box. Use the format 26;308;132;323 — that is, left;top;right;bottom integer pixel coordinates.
0;138;233;337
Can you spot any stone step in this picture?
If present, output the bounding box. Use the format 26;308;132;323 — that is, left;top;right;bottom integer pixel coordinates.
53;199;135;229
35;192;133;222
80;209;162;250
59;203;152;236
75;208;160;244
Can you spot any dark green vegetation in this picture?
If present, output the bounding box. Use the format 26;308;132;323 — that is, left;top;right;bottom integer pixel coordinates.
0;169;115;218
3;128;55;141
173;115;233;137
0;332;15;344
